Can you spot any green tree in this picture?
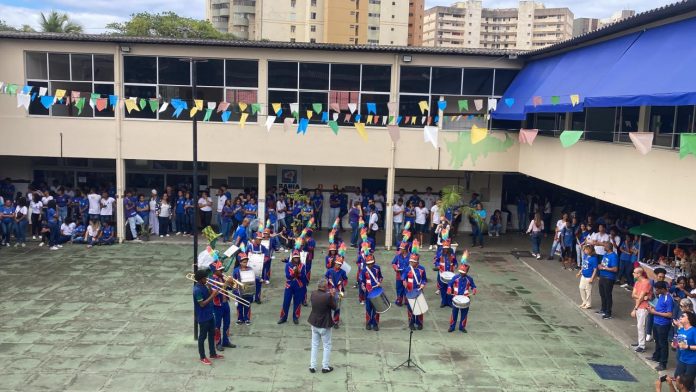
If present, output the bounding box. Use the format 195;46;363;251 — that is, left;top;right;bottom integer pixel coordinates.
106;12;234;39
39;11;83;33
0;20;18;31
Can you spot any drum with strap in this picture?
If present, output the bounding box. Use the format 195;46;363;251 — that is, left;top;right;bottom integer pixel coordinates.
248;253;264;278
367;287;391;314
439;271;455;285
452;295;470;309
239;269;256;296
406;289;428;315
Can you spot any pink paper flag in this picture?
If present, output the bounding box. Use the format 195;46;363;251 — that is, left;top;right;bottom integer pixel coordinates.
519;128;539;146
532;96;542;106
344;113;352;123
283;117;294;132
628;132;654;155
329;102;340;112
387;125;400;143
96;98;108;112
217;101;230;113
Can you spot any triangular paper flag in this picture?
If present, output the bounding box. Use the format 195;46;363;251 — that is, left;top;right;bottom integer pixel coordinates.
382;116;388;125
240;112;249;127
418;101;429;114
74;97;86;115
283;117;294;132
421;116;426;125
238;102;247;112
207;102;216;110
138;98;146;110
366;102;377;115
344;113;352;123
354;122;368;141
387;125;400;143
410;116;416;125
251;103;262;115
559;130;583;148
290;103;299;117
329;102;340;112
374;115;380;124
680;134;696;159
88;93;99;110
347;103;357;113
54;89;66;102
532;96;542;106
312;103;323;114
321;111;329;123
149;99;159;113
272;103;282;114
474;99;483;111
332;112;339;121
570;94;580;106
387;102;397;114
519;129;539;146
16;93;31;110
158;102;169;113
0;82;5;93
551;96;560;105
628;132;654;155
424;126;438;149
195;100;203;110
355;114;361;123
487;98;498;112
404;116;410;124
221;111;231;123
108;95;117;108
125;98;140;114
437;100;447;111
367;115;373;124
96;98;108;112
40;95;54;109
298;118;309;134
190;107;199;117
218;101;230;113
306;110;313;120
504;98;515;108
396;116;402;125
265;115;276;132
39;87;48;96
328;120;339;135
203;108;213;122
471;125;488;144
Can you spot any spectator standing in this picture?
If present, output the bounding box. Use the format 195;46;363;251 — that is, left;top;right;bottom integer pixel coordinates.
516;194;527;232
307;278;337;374
198;191;213;230
14;197;28;247
597;243;619;320
29;192;43;240
429;200;440;250
158;194;172;237
277;194;288;232
124;191;144;241
373;190;385;229
349;202;361;247
87;188;101;222
649;281;673;371
526;213;544;260
216;187;228;231
393;199;404;247
1;199;16;246
328;188;340;228
590;224;611;256
577;245;598;309
148;190;160;236
312;189;324;231
631;267;651;353
368;205;379;240
99;191;115;225
414;200;428;245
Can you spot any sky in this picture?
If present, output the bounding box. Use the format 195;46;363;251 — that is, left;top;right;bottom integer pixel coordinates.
0;0;680;33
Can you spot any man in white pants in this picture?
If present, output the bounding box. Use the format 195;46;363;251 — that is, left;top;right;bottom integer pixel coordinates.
307;278;337;374
630;267;651;353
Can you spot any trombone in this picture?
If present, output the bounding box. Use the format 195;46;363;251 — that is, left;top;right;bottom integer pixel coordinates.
186;273;251;306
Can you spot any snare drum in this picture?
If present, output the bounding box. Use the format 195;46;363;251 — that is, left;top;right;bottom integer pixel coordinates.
452;295;470;309
439;271;455;285
248;253;264;278
239;269;256;296
367;287;391;314
406;289;428;316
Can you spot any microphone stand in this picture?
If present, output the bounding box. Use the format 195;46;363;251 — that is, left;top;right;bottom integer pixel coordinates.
393;328;424;372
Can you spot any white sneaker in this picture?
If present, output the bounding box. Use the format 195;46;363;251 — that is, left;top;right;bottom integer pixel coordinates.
160;235;164;238
13;243;18;247
646;334;652;342
50;246;59;250
495;234;500;237
428;245;433;250
620;283;629;288
56;245;63;248
488;233;493;237
39;242;45;247
166;234;170;237
21;243;26;247
536;254;542;260
265;280;270;284
176;232;182;235
32;236;37;240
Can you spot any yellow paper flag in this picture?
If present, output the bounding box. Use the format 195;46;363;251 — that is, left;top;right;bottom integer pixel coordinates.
307;110;313;120
190;107;199;117
411;116;417;125
194;99;203;110
418;100;429;114
239;102;248;112
272;103;282;114
471;125;488;144
240;112;249;127
366;115;373;124
124;98;140;114
570;94;580;106
354;122;368;142
55;89;67;101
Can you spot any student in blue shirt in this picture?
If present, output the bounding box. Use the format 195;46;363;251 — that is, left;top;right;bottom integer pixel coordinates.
77;192;90;227
71;222;87;244
618;234;635;288
233;218;249;247
576;245;599;309
232;198;244;234
0;199;16;246
560;221;576;270
244;198;258;221
54;187;70;223
597;243;619;319
136;194;149;228
184;191;194;235
649;281;673;371
674;311;696;391
175;190;186;235
338;190;348;231
311;189;323;231
220;199;234;242
99;221;115;245
46;200;60;250
192;269;223;365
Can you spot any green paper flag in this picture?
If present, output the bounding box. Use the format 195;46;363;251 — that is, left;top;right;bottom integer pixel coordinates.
560;130;584;148
7;84;18;95
680;134;696;159
90;92;100;106
551;96;560;105
292;111;299;120
139;98;147;110
251;103;262;115
74;97;86;115
458;99;468;112
328;120;339;135
148;99;159;112
312;103;323;114
203;108;213;122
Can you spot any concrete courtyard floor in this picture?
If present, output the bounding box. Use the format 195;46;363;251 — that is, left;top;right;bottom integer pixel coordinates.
0;236;658;391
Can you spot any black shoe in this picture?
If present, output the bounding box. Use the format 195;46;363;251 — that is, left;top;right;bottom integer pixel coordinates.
333;324;339;329
277;319;287;324
409;323;415;331
322;367;334;373
373;325;379;331
223;343;236;348
309;368;316;373
440;304;446;308
595;310;605;315
255;299;262;304
631;343;639;347
303;302;308;307
645;356;658;362
417;324;423;330
236;320;243;325
448;328;454;333
656;364;666;371
216;344;224;352
460;328;467;333
293;319;299;325
634;347;645;353
366;324;372;330
602;314;612;320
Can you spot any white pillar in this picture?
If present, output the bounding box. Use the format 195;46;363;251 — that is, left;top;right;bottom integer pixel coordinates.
384;165;396;250
116;158;125;243
258;163;266;225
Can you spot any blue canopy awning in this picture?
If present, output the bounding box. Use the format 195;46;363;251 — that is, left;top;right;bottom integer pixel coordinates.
586;17;696;107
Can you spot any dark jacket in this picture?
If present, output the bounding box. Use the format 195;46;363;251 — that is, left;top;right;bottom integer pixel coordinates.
307;289;337;329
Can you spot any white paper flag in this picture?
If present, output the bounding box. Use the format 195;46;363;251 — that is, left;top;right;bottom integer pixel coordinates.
424;126;438;149
265;116;277;132
207;102;216;110
332;112;339;121
474;99;483;111
487;98;498;112
159;102;169;113
289;103;299;115
421;116;427;125
16;93;31;110
348;103;357;113
39;87;47;96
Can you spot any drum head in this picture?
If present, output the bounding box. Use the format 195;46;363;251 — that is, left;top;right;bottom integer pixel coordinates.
406;289;421;299
367;287;383;299
441;271;455;281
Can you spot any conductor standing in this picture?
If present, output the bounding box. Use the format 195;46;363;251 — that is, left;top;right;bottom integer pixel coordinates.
307;278;337;374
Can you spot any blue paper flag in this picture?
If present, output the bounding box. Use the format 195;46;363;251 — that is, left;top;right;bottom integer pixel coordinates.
434;115;439;124
170;99;188;118
221;111;231;123
298;118;309;134
109;95;118;107
321;111;329;123
504;98;515;107
396;116;402;124
31;92;37;102
40;95;54;109
366;103;376;115
277;108;283;117
22;85;31;94
355;114;361;123
437;100;447;111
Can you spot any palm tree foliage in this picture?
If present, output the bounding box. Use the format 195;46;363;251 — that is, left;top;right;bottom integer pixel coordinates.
40;11;83;34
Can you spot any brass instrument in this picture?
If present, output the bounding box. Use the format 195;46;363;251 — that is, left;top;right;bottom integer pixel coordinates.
186;273;251;306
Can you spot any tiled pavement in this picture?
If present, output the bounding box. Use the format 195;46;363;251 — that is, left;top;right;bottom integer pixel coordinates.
0;237;658;391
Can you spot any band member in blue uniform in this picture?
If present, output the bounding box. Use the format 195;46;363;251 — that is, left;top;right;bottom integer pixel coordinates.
248;232;269;304
356;238;372;304
402;240;427;330
391;241;410;306
326;242;339;269
447;258;477;333
232;253;258;325
360;253;383;331
192;269;224;365
209;261;235;349
325;255;348;327
435;239;458;307
262;226;279;284
303;227;317;281
278;250;308;325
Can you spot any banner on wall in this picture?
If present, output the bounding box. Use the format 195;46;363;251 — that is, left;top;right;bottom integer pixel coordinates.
277;166;302;191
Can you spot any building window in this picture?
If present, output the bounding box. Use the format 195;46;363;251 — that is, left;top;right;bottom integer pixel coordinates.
291;25;296;33
310;25;316;32
25;51;115;118
311;12;317;20
310;38;317;43
311;0;317;5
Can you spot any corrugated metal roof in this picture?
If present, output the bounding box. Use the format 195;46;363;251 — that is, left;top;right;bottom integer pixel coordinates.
0;31;519;57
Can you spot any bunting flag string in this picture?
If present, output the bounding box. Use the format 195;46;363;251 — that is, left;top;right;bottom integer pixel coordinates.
471;124;488;144
518;128;539;146
559;130;584;148
679;134;696;159
628;132;654;155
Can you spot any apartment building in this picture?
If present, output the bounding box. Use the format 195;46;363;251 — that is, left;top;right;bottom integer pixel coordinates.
408;0;425;46
573;9;635;36
422;0;573;50
206;0;409;45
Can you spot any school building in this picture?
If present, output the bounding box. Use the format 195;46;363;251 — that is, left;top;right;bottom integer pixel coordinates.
0;0;695;243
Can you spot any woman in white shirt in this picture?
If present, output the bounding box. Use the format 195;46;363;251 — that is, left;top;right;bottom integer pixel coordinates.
526;213;545;260
59;219;76;245
368;205;379;240
99;191;115;224
14;197;29;247
198;191;213;230
414;200;429;246
149;190;160;236
29;193;43;240
86;220;101;248
158;194;172;237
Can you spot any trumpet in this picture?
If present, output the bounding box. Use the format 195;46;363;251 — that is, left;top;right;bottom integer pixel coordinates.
186;273;251;306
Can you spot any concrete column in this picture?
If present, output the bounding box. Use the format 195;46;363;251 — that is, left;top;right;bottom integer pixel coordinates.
116;158;125;243
384;165;396;250
258;163;266;225
638;106;650;131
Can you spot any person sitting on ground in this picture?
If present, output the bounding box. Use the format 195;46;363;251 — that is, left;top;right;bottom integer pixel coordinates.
98;221;115;246
488;210;503;237
71;221;87;244
58;217;76;245
85;219;101;248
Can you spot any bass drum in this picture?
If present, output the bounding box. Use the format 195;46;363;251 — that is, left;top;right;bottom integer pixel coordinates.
367;287;391;314
406;289;428;316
